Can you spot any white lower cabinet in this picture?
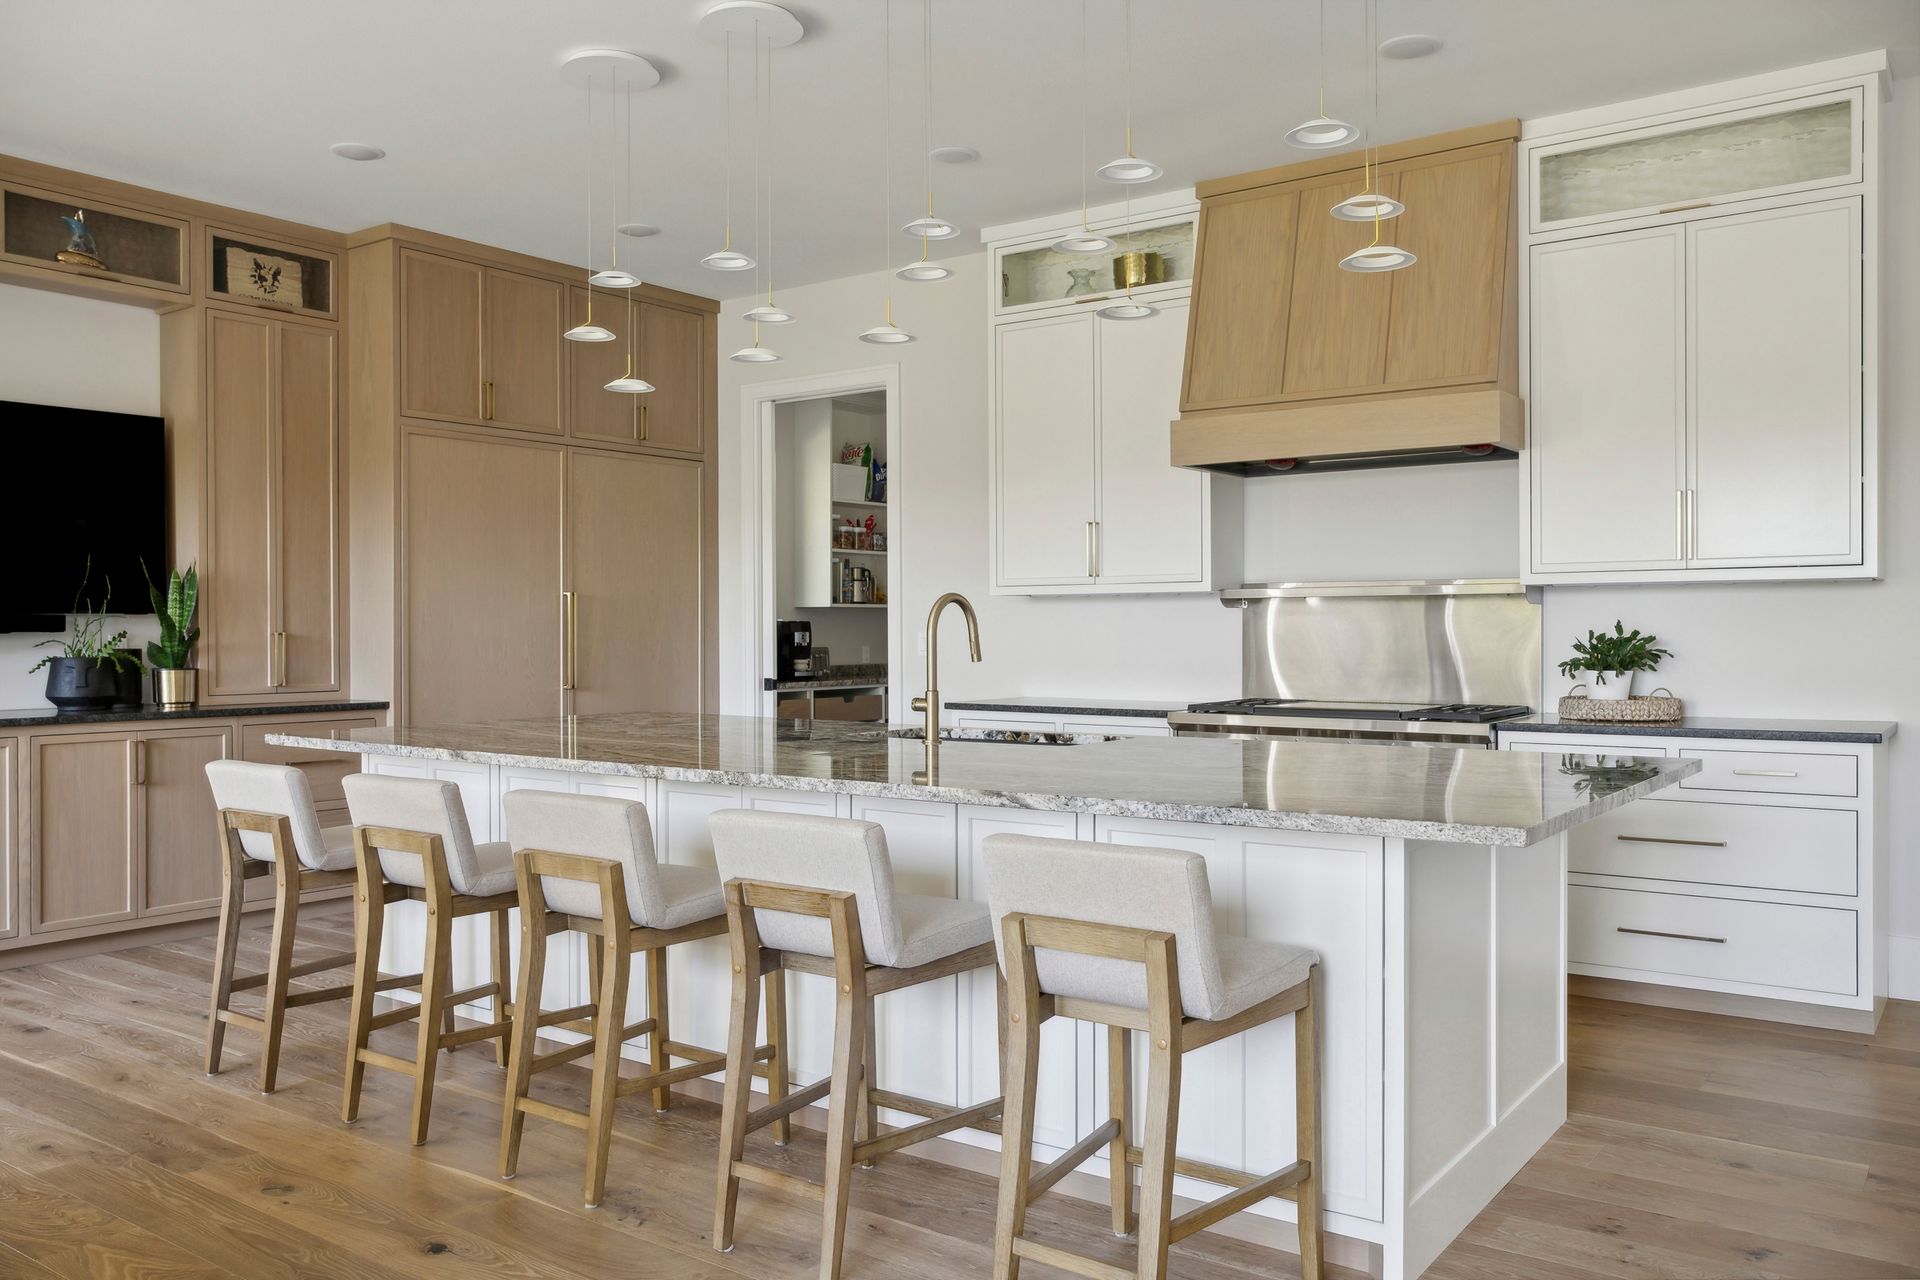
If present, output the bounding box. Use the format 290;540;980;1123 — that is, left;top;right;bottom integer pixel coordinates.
1569;884;1858;996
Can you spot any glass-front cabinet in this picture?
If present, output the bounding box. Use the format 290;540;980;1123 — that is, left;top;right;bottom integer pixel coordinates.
1530;89;1863;233
993;213;1195;315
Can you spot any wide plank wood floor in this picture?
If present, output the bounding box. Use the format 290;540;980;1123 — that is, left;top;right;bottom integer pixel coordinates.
0;902;1915;1279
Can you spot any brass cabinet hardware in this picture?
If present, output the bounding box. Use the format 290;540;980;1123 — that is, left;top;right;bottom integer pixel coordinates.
271;631;287;687
1684;488;1696;560
639;402;648;442
1091;520;1100;577
483;379;495;421
132;738;146;786
1658;200;1713;214
1084;522;1096;578
1615;834;1728;848
1732;768;1799;778
561;591;578;690
1617;925;1726;944
1676;490;1685;561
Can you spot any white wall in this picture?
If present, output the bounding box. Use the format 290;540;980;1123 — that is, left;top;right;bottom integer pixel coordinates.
0;285;163;708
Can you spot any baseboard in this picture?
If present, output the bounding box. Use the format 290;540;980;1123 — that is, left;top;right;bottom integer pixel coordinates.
1569;974;1882;1033
1891;933;1920;1002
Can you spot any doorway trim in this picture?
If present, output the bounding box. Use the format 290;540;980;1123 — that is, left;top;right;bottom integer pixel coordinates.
734;364;904;719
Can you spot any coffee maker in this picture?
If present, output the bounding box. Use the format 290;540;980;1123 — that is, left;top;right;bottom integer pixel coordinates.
776;620;814;680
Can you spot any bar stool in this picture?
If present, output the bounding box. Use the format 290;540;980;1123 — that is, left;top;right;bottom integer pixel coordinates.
709;809;1006;1280
498;789;790;1208
339;773;519;1145
982;835;1323;1280
203;760;362;1093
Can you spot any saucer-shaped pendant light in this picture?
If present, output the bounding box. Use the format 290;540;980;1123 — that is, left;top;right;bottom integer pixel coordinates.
1287;0;1358;150
897;236;952;281
733;22;791;347
1054;0;1116;253
590;72;643;287
1338;240;1417;272
605;355;655;393
730;319;784;361
859;0;915;343
742;28;797;323
1335;0;1411;271
1329;191;1404;221
561;58;618;341
1096;0;1160;184
901;1;959;241
743;302;795;324
701;30;758;271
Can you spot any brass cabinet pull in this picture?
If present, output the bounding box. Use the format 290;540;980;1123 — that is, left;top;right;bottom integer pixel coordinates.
483;379;495;421
561;591;578;690
132;738;146;786
1615;834;1728;848
1085;521;1098;578
1658;200;1713;214
272;631;287;688
1617;926;1726;944
638;402;648;442
1676;490;1685;561
1732;768;1799;778
1685;488;1696;560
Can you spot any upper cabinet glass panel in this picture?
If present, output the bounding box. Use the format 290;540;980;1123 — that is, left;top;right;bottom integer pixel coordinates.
1534;93;1859;231
1;187;188;293
997;217;1194;314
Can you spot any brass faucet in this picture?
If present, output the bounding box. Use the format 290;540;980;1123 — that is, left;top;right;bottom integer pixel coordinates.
910;592;981;744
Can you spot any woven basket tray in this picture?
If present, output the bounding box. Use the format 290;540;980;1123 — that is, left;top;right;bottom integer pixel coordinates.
1557;688;1683;723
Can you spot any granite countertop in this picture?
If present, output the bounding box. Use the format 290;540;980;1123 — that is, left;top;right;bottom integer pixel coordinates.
1497;714;1895;745
944;696;1189;719
0;699;389;730
269;711;1697;847
768;676;890;692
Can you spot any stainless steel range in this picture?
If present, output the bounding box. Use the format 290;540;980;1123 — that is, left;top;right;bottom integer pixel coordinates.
1167;579;1542;747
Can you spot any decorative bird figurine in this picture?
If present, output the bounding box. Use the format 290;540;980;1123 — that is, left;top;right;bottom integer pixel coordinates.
56;210;105;270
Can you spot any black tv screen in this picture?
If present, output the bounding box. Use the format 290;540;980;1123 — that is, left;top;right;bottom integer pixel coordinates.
4;400;167;627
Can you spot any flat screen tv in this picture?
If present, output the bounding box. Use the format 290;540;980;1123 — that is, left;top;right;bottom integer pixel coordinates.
3;400;167;630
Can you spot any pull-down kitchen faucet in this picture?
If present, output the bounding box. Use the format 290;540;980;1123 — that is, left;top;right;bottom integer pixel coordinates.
911;592;981;744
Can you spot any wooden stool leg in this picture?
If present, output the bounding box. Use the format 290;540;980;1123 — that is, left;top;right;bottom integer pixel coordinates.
818;964;869;1280
1294;970;1324;1280
204;835;246;1077
410;894;453;1146
763;967;791;1146
1107;1024;1134;1237
712;931;763;1251
500;901;549;1179
647;946;671;1112
856;996;879;1168
584;934;631;1208
490;905;514;1068
341;846;387;1124
257;856;302;1093
1135;938;1183;1280
991;953;1042;1280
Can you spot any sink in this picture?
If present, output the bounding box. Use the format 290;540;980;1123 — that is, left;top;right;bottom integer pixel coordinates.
887;727;1118;747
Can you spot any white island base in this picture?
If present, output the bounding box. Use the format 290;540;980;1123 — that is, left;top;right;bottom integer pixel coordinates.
361;757;1567;1280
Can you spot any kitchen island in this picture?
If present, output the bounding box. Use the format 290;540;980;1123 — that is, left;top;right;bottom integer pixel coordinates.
269;713;1696;1280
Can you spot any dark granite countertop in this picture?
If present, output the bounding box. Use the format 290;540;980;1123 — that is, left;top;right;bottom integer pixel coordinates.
1496;714;1895;745
944;696;1188;719
768;676;889;692
0;700;389;730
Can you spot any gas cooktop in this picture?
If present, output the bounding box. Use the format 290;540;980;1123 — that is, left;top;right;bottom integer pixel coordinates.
1182;699;1533;724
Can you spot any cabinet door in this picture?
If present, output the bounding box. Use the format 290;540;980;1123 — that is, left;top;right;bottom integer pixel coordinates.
204;309;276;695
567;289;638;444
637;301;706;454
138;725;232;916
484;269;564;435
399;249;484;423
1385;146;1510;387
995;313;1097;586
1282;173;1394;396
31;733;136;933
1096;298;1208;584
404;431;565;723
568;448;705;714
275;320;341;691
0;738;14;940
1529;228;1686;572
1182;187;1299;410
1687;200;1861;567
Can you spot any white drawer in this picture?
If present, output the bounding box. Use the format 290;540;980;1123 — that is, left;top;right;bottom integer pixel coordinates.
1570;885;1857;995
1678;747;1857;798
1572;798;1857;895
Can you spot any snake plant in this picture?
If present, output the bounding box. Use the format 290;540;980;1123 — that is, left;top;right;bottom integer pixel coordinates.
144;561;199;670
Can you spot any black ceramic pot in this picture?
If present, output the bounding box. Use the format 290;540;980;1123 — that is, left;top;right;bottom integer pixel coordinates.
112;649;144;708
43;655;121;711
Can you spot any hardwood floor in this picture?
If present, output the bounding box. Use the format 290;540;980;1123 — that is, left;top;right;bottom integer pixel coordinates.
0;902;1915;1279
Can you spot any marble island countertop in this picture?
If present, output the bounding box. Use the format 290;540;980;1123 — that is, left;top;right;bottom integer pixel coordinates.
270;712;1698;847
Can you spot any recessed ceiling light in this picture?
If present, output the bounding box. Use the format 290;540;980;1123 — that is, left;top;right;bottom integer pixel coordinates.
617;222;660;238
330;143;385;162
1379;34;1443;60
929;145;979;164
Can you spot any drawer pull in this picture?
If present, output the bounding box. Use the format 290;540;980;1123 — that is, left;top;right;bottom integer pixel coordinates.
1615;834;1728;848
1617;926;1726;944
1732;768;1798;778
1658;200;1713;214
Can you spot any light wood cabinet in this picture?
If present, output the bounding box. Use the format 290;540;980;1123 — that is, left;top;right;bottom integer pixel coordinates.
400;248;563;434
204;309;341;699
0;738;14;941
636;301;706;454
138;725;233;916
566;286;638;444
1181;188;1298;407
403;430;566;724
564;291;708;454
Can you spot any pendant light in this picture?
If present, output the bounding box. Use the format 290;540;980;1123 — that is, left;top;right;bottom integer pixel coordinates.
606;82;656;392
1097;190;1157;320
1337;0;1414;272
861;1;915;343
562;59;615;342
701;29;757;271
1286;0;1360;150
1330;0;1404;222
900;0;959;240
743;21;795;324
1095;0;1161;183
1053;0;1115;253
590;70;641;288
731;24;784;362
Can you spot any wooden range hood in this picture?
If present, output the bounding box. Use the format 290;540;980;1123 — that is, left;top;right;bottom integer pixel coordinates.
1173;120;1523;475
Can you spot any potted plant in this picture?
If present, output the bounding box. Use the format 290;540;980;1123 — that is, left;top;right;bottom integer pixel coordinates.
1557;621;1671;702
27;563;143;712
144;561;200;709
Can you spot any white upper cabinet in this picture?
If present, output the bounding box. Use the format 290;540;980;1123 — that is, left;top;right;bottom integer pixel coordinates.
994;313;1099;587
1095;299;1211;583
1521;54;1882;585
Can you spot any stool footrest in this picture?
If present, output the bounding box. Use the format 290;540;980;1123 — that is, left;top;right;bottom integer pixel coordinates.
536;1002;598;1027
731;1160;822;1200
356;1048;413;1074
1168;1160;1308;1244
282;982;356;1008
853;1096;1004;1164
442;1018;510;1049
1025;1118;1121;1205
215;1009;266;1032
615;1054;727;1096
530;1039;600;1073
230;949;359;992
368;1004;421;1032
1010;1238;1134;1280
515;1096;591;1131
444;981;500;1007
746;1076;833;1134
1123;1145;1296;1198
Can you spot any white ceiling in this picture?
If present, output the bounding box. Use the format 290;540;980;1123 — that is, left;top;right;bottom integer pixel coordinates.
2;2;1915;299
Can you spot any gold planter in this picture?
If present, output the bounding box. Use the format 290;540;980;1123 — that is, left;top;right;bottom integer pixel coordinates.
1110;250;1168;292
153;667;198;710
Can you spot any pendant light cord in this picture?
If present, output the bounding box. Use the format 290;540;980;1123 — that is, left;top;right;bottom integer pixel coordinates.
612;74;626;273
723;32;736;252
765;32;777;304
583;69;596;322
882;0;895;322
924;0;935;216
751;19;763;302
1368;0;1383;245
1317;0;1328;115
1078;0;1090;229
1123;0;1135;159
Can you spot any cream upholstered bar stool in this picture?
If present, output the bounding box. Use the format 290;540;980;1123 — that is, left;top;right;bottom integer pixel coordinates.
498;789;790;1208
708;809;1005;1280
982;835;1323;1280
203;760;364;1093
339;772;520;1145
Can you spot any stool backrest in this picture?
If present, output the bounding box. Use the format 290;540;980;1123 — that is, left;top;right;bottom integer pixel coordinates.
340;773;486;894
503;790;662;925
205;760;329;869
981;835;1228;1020
708;810;905;965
